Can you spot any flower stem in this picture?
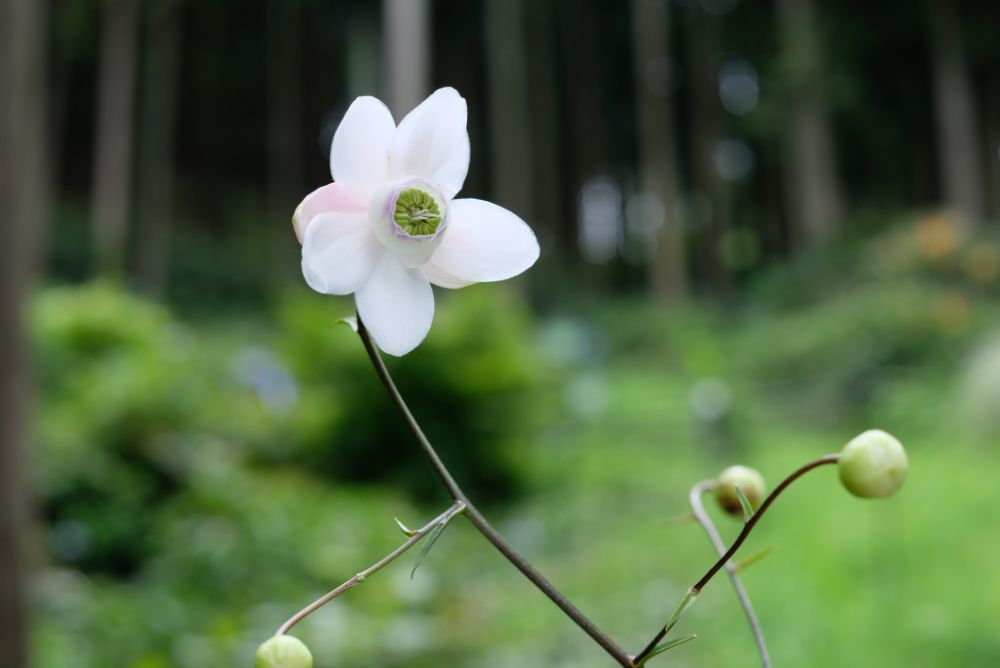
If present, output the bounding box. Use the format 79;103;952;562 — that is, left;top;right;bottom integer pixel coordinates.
632;454;840;665
357;318;634;667
276;501;466;636
689;480;771;668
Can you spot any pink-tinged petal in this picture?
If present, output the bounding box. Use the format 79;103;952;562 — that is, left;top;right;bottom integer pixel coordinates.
292;183;367;243
422;199;539;287
389;87;470;200
331;96;396;197
355;253;434;356
301;212;380;295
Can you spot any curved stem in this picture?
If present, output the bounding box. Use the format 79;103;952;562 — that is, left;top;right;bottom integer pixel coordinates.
633;454;839;665
689;480;772;668
276;501;466;636
357;318;634;667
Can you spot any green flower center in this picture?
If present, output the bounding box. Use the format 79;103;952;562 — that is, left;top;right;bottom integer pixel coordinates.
393;187;442;236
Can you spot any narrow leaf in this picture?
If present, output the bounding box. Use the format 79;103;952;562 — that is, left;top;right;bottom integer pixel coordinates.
647;634;697;660
733;545;777;573
411;519;449;579
394;517;417;537
336;315;359;332
734;484;754;522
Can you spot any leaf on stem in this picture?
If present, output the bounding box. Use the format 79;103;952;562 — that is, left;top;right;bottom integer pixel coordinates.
646;634;697;661
733;545;777;573
411;518;450;579
734;484;754;523
337;315;359;332
394;517;418;537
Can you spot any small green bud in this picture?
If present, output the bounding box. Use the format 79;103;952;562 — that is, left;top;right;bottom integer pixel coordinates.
715;465;766;517
838;429;907;498
255;635;313;668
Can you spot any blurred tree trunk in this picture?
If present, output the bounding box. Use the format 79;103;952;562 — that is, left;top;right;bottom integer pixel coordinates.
986;82;1000;222
484;0;533;221
926;0;986;224
631;0;685;303
777;0;844;248
346;6;380;99
134;0;181;296
266;0;304;281
92;0;138;279
525;0;563;256
685;4;729;296
383;0;430;118
0;0;46;664
559;0;607;270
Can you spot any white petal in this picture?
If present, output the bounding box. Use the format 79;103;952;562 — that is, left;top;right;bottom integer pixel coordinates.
422;199;539;287
330;96;396;196
389;87;470;199
292;182;366;244
301;212;380;295
356;253;435;356
419;263;474;289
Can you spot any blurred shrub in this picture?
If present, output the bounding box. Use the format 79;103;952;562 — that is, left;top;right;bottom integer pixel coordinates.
32;281;539;577
274;285;541;505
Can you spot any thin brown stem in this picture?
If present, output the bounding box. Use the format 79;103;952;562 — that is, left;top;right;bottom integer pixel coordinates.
633;454;839;665
276;501;466;636
689;480;771;668
357;318;634;667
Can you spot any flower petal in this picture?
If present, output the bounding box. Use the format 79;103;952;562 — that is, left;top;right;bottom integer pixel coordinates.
389;87;470;199
292;182;367;243
356;253;435;356
330;96;396;197
301;212;380;295
422;199;539;287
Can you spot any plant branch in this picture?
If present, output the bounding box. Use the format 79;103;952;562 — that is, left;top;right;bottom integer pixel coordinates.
356;318;634;667
689;480;771;668
276;501;466;637
633;454;839;665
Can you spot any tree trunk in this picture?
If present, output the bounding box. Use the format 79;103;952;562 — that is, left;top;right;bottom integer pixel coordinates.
926;0;985;224
631;0;686;302
134;0;181;295
383;0;430;118
92;0;138;278
484;0;534;220
525;0;563;255
0;0;46;664
266;0;304;282
685;4;729;295
986;81;1000;222
777;0;844;248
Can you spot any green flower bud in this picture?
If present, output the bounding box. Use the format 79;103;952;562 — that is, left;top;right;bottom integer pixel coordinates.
715;465;766;517
838;429;908;498
255;635;313;668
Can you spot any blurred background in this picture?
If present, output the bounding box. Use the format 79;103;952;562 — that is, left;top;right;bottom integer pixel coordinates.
2;0;1000;665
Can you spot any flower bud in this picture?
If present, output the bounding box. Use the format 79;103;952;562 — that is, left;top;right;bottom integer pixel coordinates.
838;429;907;498
255;635;313;668
714;465;766;517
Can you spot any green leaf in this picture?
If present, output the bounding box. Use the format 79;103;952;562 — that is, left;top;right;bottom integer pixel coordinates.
411;519;450;579
646;634;697;661
336;315;358;332
394;517;417;537
733;545;777;573
734;484;754;522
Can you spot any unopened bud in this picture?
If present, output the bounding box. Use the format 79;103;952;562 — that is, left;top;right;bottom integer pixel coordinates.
715;465;766;517
838;429;907;498
255;635;313;668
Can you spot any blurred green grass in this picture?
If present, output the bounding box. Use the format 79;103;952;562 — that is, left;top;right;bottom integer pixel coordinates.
30;217;1000;666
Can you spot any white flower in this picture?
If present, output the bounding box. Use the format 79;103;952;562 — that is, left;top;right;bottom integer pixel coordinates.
294;87;540;356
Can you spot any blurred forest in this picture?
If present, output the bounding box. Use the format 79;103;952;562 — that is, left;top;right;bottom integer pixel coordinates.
3;0;1000;666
